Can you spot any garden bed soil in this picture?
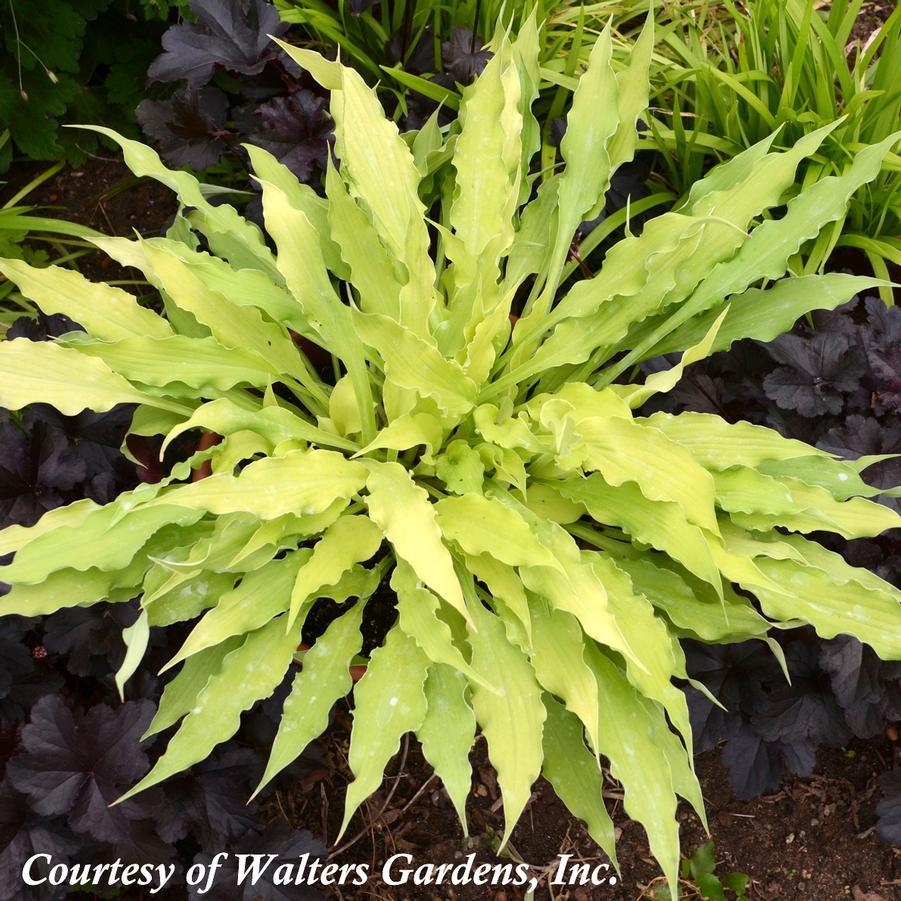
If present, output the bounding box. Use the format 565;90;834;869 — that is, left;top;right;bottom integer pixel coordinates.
0;157;177;285
848;0;897;44
272;718;901;901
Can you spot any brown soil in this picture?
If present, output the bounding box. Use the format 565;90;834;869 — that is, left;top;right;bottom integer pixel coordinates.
0;157;176;284
268;714;901;901
848;0;897;45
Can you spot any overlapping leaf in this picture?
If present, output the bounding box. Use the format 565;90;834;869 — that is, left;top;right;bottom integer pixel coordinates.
0;20;898;901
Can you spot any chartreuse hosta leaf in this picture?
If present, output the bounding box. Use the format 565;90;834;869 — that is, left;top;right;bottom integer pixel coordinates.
542;695;618;867
585;644;701;895
417;663;477;831
78;126;278;277
363;460;469;623
287;514;383;629
0;553;151;618
714;467;901;538
162;552;307;672
339;625;430;837
527;597;601;754
254;601;366;800
0;257;172;341
392;561;490;690
2;18;900;900
0;340;191;416
119;614;303;802
465;576;546;848
552;474;721;591
143;636;244;739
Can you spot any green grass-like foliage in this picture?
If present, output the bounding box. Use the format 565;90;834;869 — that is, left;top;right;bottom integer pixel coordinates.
275;0;545;91
0;162;106;330
1;16;900;898
648;0;901;295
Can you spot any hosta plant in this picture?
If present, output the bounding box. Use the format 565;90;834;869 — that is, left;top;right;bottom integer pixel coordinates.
1;16;900;898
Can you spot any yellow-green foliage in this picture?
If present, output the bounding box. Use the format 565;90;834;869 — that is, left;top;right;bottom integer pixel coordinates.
1;15;899;899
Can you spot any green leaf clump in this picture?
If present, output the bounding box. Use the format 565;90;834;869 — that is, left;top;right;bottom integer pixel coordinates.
1;15;899;899
0;0;165;171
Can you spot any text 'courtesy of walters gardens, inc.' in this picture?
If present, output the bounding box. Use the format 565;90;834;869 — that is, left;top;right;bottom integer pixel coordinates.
20;852;620;894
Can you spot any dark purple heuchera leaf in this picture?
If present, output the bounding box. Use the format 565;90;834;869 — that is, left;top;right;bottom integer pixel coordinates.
442;28;492;83
6;313;82;342
6;697;155;844
0;623;32;709
817;415;901;502
819;636;901;738
0;785;76;901
810;298;861;336
762;332;867;417
403;72;457;131
642;339;773;423
685;636;856;799
89;819;180;871
137;85;230;170
576;158;654;237
43;603;140;678
876;769;901;844
862;296;901;414
751;641;851;749
0;666;64;733
818;414;901;459
661;370;733;417
147;0;289;86
2;317;137;521
0;617;63;729
834;535;901;589
0;723;17;781
720;723;806;800
238;67;295;102
243;90;332;180
154;748;263;846
190;820;326;900
765;407;838;448
386;25;435;73
25;404;135;505
0;409;87;530
684;640;775;752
